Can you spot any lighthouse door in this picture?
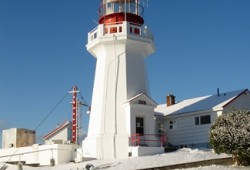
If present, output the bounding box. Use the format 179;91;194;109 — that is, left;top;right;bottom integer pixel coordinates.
136;117;144;135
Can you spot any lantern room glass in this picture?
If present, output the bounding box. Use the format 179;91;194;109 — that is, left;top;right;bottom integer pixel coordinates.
99;0;144;18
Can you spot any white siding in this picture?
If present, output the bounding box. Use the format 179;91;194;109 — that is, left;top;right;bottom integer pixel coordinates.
162;90;250;147
166;111;218;146
223;91;250;112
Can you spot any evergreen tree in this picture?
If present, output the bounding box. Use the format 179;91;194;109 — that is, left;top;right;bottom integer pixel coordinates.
209;110;250;165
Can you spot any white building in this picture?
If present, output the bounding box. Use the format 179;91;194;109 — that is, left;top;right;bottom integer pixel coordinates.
155;89;250;148
0;125;78;166
43;121;72;145
2;128;35;149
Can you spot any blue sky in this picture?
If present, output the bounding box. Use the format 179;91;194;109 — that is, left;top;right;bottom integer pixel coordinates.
0;0;249;146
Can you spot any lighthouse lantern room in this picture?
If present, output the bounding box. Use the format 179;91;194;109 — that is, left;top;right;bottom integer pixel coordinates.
82;0;163;159
99;0;144;25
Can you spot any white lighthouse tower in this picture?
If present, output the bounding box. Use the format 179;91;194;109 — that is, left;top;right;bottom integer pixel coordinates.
82;0;161;159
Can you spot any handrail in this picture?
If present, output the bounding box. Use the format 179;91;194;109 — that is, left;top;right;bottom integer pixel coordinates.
0;148;53;159
0;147;74;159
130;134;167;147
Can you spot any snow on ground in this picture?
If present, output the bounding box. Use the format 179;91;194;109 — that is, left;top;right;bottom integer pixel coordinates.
175;165;249;170
0;148;249;170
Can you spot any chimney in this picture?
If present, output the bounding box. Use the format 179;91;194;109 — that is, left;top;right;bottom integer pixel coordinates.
166;94;176;107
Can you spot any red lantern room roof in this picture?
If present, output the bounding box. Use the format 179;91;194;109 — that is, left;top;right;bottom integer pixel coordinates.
99;0;144;25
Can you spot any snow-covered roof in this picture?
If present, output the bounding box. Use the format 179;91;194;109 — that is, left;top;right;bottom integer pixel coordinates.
43;121;72;140
155;89;249;117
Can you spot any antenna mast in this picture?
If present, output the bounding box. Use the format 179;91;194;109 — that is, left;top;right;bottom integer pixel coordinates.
69;86;80;144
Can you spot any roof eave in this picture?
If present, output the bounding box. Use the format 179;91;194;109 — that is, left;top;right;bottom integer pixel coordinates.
222;89;249;108
43;121;71;140
165;109;214;118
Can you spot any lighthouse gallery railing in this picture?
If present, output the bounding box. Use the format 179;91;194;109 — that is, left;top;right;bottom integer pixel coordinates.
88;21;154;43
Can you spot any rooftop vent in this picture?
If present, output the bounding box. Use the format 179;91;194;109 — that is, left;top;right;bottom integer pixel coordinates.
217;88;220;96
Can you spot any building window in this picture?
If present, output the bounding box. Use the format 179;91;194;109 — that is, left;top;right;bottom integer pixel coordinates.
195;117;200;125
194;115;211;125
200;115;211;125
138;100;146;105
157;122;164;134
169;120;176;129
136;117;144;135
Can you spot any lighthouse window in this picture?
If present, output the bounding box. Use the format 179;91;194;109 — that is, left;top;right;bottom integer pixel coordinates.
138;100;146;105
130;3;136;14
105;3;114;15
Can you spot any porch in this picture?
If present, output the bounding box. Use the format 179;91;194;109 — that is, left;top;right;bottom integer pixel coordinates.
129;134;166;157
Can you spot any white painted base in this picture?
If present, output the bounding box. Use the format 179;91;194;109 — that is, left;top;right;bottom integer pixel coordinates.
82;134;129;159
129;146;165;157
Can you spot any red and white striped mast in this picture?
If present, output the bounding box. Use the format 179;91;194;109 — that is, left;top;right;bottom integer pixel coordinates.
70;85;80;144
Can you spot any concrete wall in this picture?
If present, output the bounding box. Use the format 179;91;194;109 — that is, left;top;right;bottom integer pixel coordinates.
0;144;78;166
129;146;164;157
2;128;35;149
2;129;16;149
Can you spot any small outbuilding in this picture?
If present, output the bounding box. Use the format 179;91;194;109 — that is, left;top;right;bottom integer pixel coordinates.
43;121;72;145
2;128;35;149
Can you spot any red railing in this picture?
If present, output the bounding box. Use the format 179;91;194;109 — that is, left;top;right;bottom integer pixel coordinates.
130;134;167;147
